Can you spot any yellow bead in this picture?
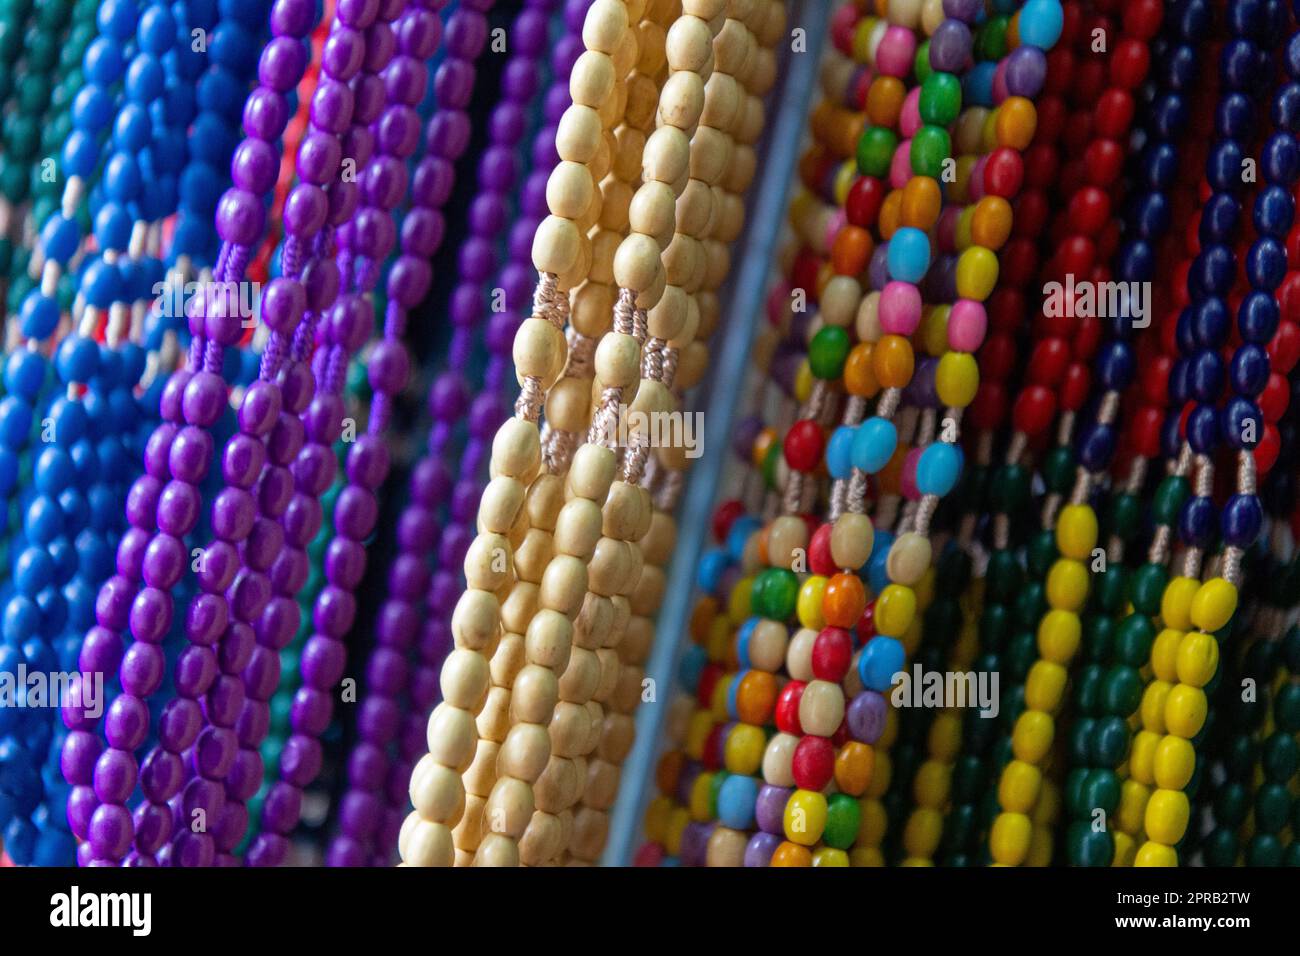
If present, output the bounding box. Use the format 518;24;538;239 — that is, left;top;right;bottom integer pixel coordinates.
706;615;731;663
919;304;950;356
850;846;885;867
665;807;690;855
1054;504;1098;560
1164;685;1207;739
851;18;875;62
1160;576;1199;630
935;351;979;407
1011;709;1054;763
796;575;827;630
1150;628;1184;682
1117;780;1151;834
1112;830;1137;867
709;672;730;720
1143;789;1190;846
1175;630;1219;688
998;759;1042;813
928;712;961;760
1152;735;1196;791
833;161;856;206
866;749;892;798
723;722;766;776
913;760;950;808
955;245;999;301
989;812;1032;865
903;807;943;857
874;584;916;637
644;795;673;843
783;788;828;846
1134;841;1178;867
684;710;713;760
811;847;849;867
952;154;976;205
1045;559;1088;611
1189;576;1237;632
727;576;753;623
857;797;887;845
954;205;975;251
1128;730;1160;785
794;358;813;403
1024;661;1067;712
1139;682;1170;735
688;771;714;821
1036;608;1081;663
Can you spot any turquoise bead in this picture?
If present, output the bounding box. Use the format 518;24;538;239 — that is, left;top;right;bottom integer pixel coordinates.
1019;0;1064;50
826;425;855;480
916;442;961;497
886;226;931;283
859;635;905;691
850;416;897;474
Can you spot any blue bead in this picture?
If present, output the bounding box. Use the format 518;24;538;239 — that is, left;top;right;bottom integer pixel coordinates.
1221;38;1261;90
125;53;166;104
46;397;89;445
3;817;37;865
4;351;46;402
727;516;761;563
71;86;113;134
859;636;905;692
1230;343;1270;396
35;448;76;496
39;215;81;266
826;426;855;480
112;104;152;154
963;61;996;108
1206;141;1245;192
1239;289;1281;342
198;67;244;119
1246;238;1288;291
696;548;730;595
1179;495;1217;548
56;335;101;385
851;417;898;474
1077;422;1116;472
1198;193;1240;245
1186;404;1219;453
211;24;260;74
867;531;894;595
1253;185;1295;239
1188;349;1224;402
0;397;34;448
1140;140;1179;191
1191;245;1235;297
1132;192;1170;240
1018;0;1064;49
1222;494;1263;548
19;290;60;340
83;37;126;86
717;773;760;829
14;548;55;596
1263;132;1300;187
137;3;177;54
97;0;141;39
1096;342;1136;391
916;443;961;497
2;597;40;645
1221;396;1262;449
33;828;77;866
1115;240;1154;283
103;153;142;203
1274;82;1300;133
1214;92;1255;140
76;529;112;582
23;497;63;545
1190;299;1229;348
886;227;931;283
736;617;758;668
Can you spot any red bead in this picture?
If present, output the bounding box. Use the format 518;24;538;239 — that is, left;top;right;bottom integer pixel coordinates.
988;289;1025;332
1110;39;1151;90
1053;235;1096;279
1268;321;1300;373
1014;190;1051;239
783;419;825;472
1256;424;1280;476
791;248;821;299
999;238;1039;286
969;381;1008;431
1059;362;1091;411
1068;186;1111;236
1073;314;1103;360
1044;49;1075;97
1122;0;1163;38
812;627;853;682
1083;139;1125;187
791;735;836;790
1278;273;1300;323
702;723;726;770
774;681;805;735
1260;372;1290;422
712;499;745;543
846;175;885;229
808;523;837;577
983;148;1024;199
1130;405;1163;458
980;332;1018;382
1027;337;1071;386
1141;354;1173;406
1093;92;1134;139
1012;385;1057;437
831;717;850;749
697;664;722;709
855;601;876;645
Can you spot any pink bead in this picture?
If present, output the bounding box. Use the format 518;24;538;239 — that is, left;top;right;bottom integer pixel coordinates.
890;139;913;189
948;299;989;351
899;87;923;138
825;210;848;252
992;59;1009;105
831;4;858;52
634;842;665;867
767;282;791;326
875;26;916;77
937;207;962;252
901;447;923;501
879;281;923;335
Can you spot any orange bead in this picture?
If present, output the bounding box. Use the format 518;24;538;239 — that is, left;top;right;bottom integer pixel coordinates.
1007;11;1021;49
823;572;867;627
970;195;1013;250
815;261;836;298
689;597;717;643
751;427;776;469
877;441;909;495
770;841;813;866
735;670;779;724
995;96;1037;151
866;76;906;128
835;741;876;796
831;225;874;276
872;334;914;388
844;342;879;397
878;189;903;239
756;525;770;566
655;750;684;794
900;177;942;231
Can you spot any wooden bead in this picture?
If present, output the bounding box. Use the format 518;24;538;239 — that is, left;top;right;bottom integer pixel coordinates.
821;276;861;327
647;283;688;341
799;679;845;736
477;685;513;741
558;645;601;703
613;27;639;77
499;723;552;783
886;532;932;586
594;331;642;388
557;236;594;292
624;73;660;133
638;511;676;564
675;178;713;239
600;174;634;232
628;180;678;248
588;130;613;182
484;775;535;841
544;375;593;435
621;615;654;664
602;480;644;540
461;739;500;797
493;420;541;482
702;71;741;129
546;161;596;221
571;282;616;338
613;231;663;293
500;583;538;638
662;234;704;288
588;536;631;597
583;759;620;810
426;702;478;771
631;564;665;616
531;214;581;277
513;319;567;390
513;528;554;583
610;595;633;643
714;17;752;76
628;378;672;421
478;475;526;536
582;0;629;53
831;512;874;570
535;757;581;812
556;105;602;163
682;0;726;20
401;817;454;867
642;125;690;185
567;443;617;501
768;514;810;571
674;340;708;389
552;497;603;562
667;296;699;349
569;807;609;861
762;731;797;787
511;664;559;724
593;648;622;702
539;556;588;618
665;15;713;73
749;619;788;671
636;21;667;74
570;50;615;108
464;532;510;592
659;70;706;131
623;544;646;597
441;647;491;711
410;755;465;824
519;811;564;865
587;230;620;286
573;592;615;650
451;589;500;651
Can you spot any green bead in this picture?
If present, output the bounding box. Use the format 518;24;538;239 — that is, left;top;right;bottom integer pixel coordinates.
1091;715;1130;767
1042;446;1075;494
1223;734;1258;777
808;324;850;379
1100;665;1142;717
754;567;799;620
1067;719;1094;766
1214;781;1251;826
1254;784;1290;833
1113;614;1155;668
1014;582;1046;629
1151;475;1189;525
1262;732;1298;781
1247;835;1284;867
942;803;975;849
912;40;931;83
1074;665;1101;715
909;124;951;179
978;602;1011;651
856;126;897;177
935;542;971;590
1274;683;1300;733
976;15;1009;60
761;440;781;490
823;793;861;849
1106;493;1140;542
707;769;727;816
985;549;1021;601
991;464;1030;511
1007;629;1037;680
1081;768;1120;815
950;755;986;803
1026;530;1057;578
1130;562;1168;615
925;598;961;638
1083;614;1114;663
1091;564;1127;615
1201;828;1238;866
919;72;962;126
1286;844;1300;867
1068;822;1114;867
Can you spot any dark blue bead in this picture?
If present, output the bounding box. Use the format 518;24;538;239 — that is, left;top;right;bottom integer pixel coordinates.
1227;0;1266;37
1141;141;1179;191
1215;92;1256;140
1187;404;1219;453
1253;185;1295;239
1207;140;1247;192
1170;358;1190;404
1230;343;1270;396
1222;494;1263;548
1221;38;1261;90
1199;192;1240;245
1096;342;1136;390
1247;238;1288;291
1077;422;1116;471
1239;289;1280;342
1152;93;1189;141
1176;309;1197;354
1191;299;1230;348
1274;82;1300;133
1132;192;1170;240
1179;495;1217;548
1262;132;1300;187
1116;240;1154;283
1287;29;1300;78
1222;396;1262;448
1178;1;1212;43
1188;349;1224;402
1191;246;1236;298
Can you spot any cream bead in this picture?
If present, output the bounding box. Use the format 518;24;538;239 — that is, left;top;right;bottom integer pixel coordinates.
707;827;748;866
499;582;538;636
556;105;602;163
667;296;699;349
630;564;665;616
567;442;617;501
624;73;660;131
558;646;602;703
583;760;620;810
441;647;491;711
642;125;690;185
483;777;535;840
519;812;564;865
658;70;706;131
613;230;663;292
665;15;713;73
768;514;810;570
410;756;465;824
922;0;946;33
571;281;616;338
549;701;592;757
638;511;677;565
401;817;454;867
588;536;631;596
762;731;798;787
785;627;817;682
647;282;688;341
535;758;581;813
462;740;500;796
613;27;639;77
498;723;552;783
426;702;478;771
476;685;512;741
587;131;613;183
602;480;644;539
831;512;875;570
628;180;678;248
820;275;861;327
513;528;554;583
546;161;595;220
594;330;642;387
544;375;592;435
511;664;560;724
570;50;615;108
463;532;511;591
582;0;629;53
539;555;588;618
675;178;713;239
574;593;615;650
887;532;932;586
701;70;740;129
591;648;622;702
855;290;883;343
587;229;621;286
675;340;708;389
713;18;751;76
662;233;704;287
799;680;845;737
749;619;788;671
610;131;645;188
636;21;667;74
451;589;500;651
682;0;726;19
553;497;604;560
595;80;626;129
531;214;581;277
474;832;520;866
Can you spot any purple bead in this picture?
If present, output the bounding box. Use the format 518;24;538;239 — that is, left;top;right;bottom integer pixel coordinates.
283;182;328;236
744;831;781;867
93;748;138;803
61;731;102;786
231;138;280;193
158;697;203;752
139;749;184;803
755;784;791;835
89;803;134;860
216;188;266;246
929;19;972;73
943;0;983;22
175;646;218;698
847;690;888;744
1005;45;1047;98
271;0;316;37
243;87;291;142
